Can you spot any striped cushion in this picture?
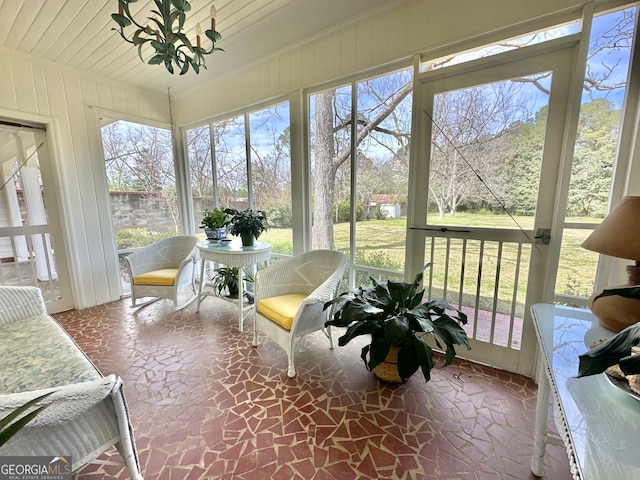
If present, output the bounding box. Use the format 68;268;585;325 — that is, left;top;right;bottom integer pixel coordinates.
132;269;178;286
257;294;307;330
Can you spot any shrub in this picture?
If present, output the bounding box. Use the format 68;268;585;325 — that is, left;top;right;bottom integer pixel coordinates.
355;249;403;270
264;203;293;228
115;228;176;250
354;249;403;286
373;205;386;220
334;200;366;222
564;275;593;298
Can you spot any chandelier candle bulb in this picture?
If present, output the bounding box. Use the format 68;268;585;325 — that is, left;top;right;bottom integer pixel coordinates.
211;5;217;31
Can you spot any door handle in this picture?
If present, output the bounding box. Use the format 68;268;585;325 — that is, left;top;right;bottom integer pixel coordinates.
534;228;551;245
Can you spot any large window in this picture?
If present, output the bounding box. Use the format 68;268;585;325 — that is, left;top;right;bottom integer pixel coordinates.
248;104;292;254
556;5;636;303
186;102;292;255
100;118;178;294
181;3;635;306
309;69;412;285
417;5;636;305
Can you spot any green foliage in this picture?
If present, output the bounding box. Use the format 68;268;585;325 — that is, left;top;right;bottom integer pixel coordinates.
224;208;269;244
0;391;55;446
115;228;176;250
373;205;387;220
334;200;366;223
501;99;619;218
264;202;292;228
325;264;471;383
567;98;619;217
564;275;592;298
200;208;229;229
354;250;403;286
211;267;254;298
212;267;240;298
503;110;546;215
432;98;620;218
355;249;403;271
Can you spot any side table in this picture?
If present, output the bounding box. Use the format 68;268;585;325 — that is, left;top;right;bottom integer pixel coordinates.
196;240;271;332
531;303;640;479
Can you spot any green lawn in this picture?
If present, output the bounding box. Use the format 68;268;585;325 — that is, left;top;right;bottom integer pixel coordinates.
261;212;598;306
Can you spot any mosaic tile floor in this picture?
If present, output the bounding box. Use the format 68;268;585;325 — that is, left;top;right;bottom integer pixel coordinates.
52;297;572;480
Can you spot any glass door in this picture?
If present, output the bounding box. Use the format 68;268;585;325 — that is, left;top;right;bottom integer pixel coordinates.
409;42;576;374
0;124;72;312
99;118;178;295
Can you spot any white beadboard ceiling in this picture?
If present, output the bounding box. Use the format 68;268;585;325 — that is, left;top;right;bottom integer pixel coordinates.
0;0;402;95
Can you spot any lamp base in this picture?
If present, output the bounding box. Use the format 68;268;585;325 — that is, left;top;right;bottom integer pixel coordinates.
588;284;640;332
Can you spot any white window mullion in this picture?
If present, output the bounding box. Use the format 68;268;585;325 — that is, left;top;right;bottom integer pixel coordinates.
543;3;594;301
605;5;640;286
209;123;220;208
290;90;311;254
349;81;358;288
245;113;253;209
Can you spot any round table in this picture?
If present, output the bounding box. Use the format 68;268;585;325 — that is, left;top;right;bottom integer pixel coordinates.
196;240;271;332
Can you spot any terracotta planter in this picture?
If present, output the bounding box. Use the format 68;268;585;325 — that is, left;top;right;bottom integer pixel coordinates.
373;347;403;383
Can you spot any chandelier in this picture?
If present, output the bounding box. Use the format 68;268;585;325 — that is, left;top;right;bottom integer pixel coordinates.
111;0;223;75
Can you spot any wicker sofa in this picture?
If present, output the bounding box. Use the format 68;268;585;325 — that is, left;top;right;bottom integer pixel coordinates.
0;286;143;479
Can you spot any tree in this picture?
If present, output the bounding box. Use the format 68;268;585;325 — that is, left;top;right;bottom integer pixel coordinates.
312;92;338;249
312;7;635;245
101;120;180;230
428;81;528;218
568;98;620;216
311;75;413;249
210;116;248;208
249;108;292;211
186;125;213;199
503;109;547;215
101;121;174;192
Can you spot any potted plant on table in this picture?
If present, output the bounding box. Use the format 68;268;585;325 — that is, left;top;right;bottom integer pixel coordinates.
200;208;229;241
324;264;471;383
224;208;269;247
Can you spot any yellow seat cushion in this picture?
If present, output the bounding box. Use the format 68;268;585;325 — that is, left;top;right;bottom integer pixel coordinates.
257;294;307;330
133;269;178;286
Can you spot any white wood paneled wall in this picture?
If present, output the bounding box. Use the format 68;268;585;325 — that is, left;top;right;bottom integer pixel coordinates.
0;47;169;308
173;0;586;124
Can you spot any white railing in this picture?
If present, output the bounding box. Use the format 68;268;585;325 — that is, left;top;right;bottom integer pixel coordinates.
422;232;532;350
0;225;60;303
353;229;533;351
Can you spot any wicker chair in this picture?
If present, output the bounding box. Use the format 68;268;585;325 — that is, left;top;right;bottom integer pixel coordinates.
252;250;347;378
124;235;198;310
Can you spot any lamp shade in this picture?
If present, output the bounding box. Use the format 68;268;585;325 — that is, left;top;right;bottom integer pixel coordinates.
581;196;640;262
